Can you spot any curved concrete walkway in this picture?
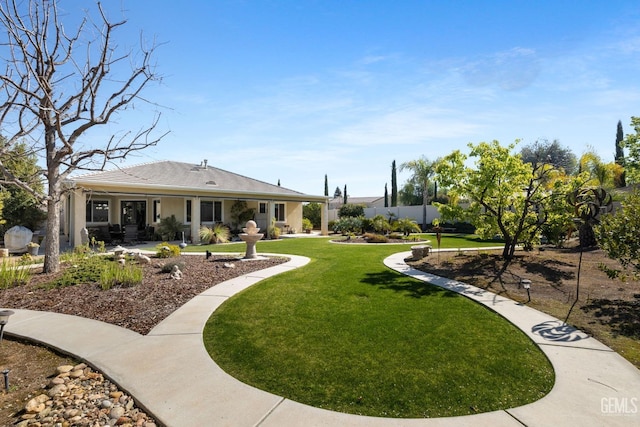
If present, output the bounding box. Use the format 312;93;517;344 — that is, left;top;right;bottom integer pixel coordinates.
4;251;640;426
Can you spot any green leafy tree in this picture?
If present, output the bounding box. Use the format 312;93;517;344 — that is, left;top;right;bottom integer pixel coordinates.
520;139;577;176
399;180;423;206
391;160;398;207
338;203;365;218
578;149;621;189
623;116;640;185
596;189;640;274
302;202;322;228
615;120;626;187
0;140;46;234
0;1;165;273
435;140;562;260
400;156;436;231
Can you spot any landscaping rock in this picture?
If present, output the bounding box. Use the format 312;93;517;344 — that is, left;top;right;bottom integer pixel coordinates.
18;364;156;426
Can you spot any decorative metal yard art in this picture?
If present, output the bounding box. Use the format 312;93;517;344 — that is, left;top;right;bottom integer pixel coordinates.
565;187;613;322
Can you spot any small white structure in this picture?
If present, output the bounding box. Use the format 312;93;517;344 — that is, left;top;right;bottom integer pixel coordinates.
4;226;33;253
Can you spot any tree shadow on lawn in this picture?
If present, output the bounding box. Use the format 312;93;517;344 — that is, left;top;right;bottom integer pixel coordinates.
361;270;457;299
581;295;640;339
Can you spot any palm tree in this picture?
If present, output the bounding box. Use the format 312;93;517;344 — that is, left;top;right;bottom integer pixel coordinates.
400;156;436;231
578;150;616;188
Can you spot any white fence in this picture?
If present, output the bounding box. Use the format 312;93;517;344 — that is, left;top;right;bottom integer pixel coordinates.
328;205;440;227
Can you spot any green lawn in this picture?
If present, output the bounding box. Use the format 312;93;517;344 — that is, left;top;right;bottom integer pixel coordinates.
195;236;554;418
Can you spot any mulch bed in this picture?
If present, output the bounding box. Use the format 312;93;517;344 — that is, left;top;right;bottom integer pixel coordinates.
0;254;287;335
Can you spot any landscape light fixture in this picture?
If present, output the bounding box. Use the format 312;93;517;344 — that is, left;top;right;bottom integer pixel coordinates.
1;369;8;392
520;279;532;303
0;310;14;344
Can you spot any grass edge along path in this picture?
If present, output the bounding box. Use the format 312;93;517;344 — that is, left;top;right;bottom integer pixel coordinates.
194;236;554;418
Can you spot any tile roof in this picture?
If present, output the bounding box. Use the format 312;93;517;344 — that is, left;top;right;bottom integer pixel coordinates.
68;160;313;197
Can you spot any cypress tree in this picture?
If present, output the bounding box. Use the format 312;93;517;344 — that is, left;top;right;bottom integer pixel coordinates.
384;183;389;207
324;174;329;196
615;120;626;187
343;184;348;204
391;160;398;207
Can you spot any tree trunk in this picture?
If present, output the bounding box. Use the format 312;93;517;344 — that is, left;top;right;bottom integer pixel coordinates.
502;236;517;260
422;184;428;231
43;176;61;273
43;131;61;273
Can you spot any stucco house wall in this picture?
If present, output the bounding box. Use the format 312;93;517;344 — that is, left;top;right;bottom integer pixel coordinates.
64;160;327;247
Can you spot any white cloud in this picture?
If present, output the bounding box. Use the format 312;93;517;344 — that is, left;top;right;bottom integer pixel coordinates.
460;47;541;91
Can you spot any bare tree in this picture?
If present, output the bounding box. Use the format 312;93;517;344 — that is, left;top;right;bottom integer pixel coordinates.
0;0;166;272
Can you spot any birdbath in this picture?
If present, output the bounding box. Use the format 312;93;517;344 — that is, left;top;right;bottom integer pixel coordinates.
239;220;263;259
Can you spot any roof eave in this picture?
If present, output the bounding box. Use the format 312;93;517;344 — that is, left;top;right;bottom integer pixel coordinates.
65;179;328;202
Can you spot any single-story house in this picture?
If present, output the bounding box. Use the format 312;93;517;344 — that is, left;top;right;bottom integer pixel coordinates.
62;160;329;247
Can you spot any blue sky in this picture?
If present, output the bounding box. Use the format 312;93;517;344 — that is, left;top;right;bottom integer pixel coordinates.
64;0;640;197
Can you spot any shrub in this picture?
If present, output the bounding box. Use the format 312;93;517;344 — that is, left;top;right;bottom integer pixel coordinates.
161;260;186;274
100;262;143;290
267;217;281;239
371;214;392;234
199;224;230;244
360;217;374;233
363;233;389;243
338;203;365;218
394;217;421;236
302;202;322;228
157;215;183;241
47;255;106;288
302;217;313;232
156;242;181;258
0;259;32;288
333;216;363;234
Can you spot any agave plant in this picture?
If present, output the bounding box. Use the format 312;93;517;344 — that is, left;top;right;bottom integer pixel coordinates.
199;223;230;244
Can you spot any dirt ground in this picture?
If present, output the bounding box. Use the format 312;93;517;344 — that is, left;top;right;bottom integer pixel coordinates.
407;241;640;368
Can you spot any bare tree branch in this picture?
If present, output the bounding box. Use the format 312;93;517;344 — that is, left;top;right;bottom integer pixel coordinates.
0;0;167;272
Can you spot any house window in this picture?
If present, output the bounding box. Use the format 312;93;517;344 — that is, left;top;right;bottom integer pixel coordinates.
259;202;267;214
274;203;285;221
201;200;222;222
185;200;192;223
86;200;109;223
153;200;161;223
